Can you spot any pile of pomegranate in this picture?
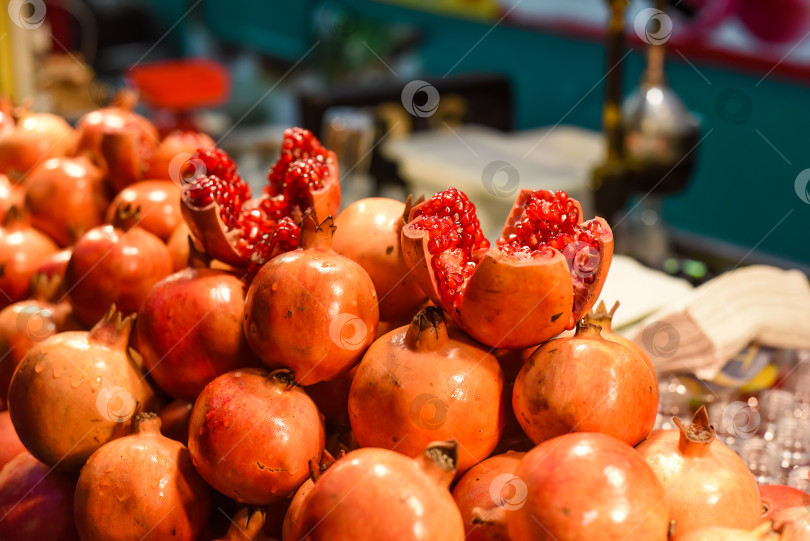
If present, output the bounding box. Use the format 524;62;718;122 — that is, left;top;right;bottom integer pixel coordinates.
0;100;807;541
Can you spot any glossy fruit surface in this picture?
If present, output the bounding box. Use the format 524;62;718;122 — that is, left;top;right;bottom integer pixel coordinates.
349;307;504;474
105;180;182;240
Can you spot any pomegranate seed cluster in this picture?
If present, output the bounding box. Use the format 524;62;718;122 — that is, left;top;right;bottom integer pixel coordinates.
267;128;330;196
183;134;336;271
498;190;600;259
411;188;490;309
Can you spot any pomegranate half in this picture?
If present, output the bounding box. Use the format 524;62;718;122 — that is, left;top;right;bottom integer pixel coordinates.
402;188;613;349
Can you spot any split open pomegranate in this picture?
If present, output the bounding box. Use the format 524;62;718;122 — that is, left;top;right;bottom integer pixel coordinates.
402;188;613;348
180;128;340;270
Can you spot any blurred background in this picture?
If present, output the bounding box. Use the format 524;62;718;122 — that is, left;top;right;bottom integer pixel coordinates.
2;0;810;277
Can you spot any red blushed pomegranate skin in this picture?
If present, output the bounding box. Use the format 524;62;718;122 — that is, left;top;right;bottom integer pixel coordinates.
292;444;465;541
773;507;810;540
0;451;80;541
507;432;669;541
0;410;25;469
452;451;525;541
74;413;211;541
760;485;810;523
188;368;325;505
0;113;75;181
0;209;59;309
145;130;215;180
136;267;256;401
65;219;173;326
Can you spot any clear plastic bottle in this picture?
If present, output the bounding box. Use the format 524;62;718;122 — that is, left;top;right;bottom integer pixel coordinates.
775;417;810;484
655;375;690;430
787;465;810;493
739;437;782;485
758;390;797;442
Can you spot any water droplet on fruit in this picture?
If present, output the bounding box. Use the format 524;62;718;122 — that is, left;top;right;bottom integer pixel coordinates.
271;282;279;292
34;362;45;373
70;377;84;388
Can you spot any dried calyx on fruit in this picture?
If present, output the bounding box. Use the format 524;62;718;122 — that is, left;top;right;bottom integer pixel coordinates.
180;128;340;270
402;187;613;348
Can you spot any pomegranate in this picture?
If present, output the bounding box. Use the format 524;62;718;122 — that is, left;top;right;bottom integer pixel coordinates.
452;451;525;541
180;128;339;269
0;273;80;403
332;196;428;322
244;215;378;386
0;112;74;182
7;305;158;471
23;156;108;246
672;524;780;541
32;247;72;286
168;221;194;271
65;203;173;326
74;412;211;541
513;320;657;446
105;180;182;240
307;366;358;456
0;451;79;540
348;306;504;474
0;206;59;308
760;485;810;522
0;174;24;222
136;247;256;401
738;0;810;43
505;432;669;540
73;93;159;192
635;406;762;536
159;399;193;445
145;129;215;180
213;507;275;541
280;449;339;540
188;368;325;505
586;300;654;370
492;348;535;455
290;441;465;540
774;507;810;540
402;188;613;349
0;410;25;469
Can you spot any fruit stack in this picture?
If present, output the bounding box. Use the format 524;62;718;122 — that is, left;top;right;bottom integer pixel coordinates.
0;99;807;541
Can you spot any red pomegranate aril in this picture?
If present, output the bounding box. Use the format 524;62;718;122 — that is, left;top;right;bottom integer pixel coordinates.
402;187;612;348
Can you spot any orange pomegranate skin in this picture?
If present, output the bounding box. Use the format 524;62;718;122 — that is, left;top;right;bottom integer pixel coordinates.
452;451;525;541
513;322;657;446
635;407;763;536
24;156;108;246
74;413;211;541
293;444;465;541
244;216;378;386
105;180;182;241
332;197;427;323
507;432;669;541
348;307;505;475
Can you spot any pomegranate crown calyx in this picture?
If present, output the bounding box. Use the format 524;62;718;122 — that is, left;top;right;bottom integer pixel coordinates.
406;306;449;350
418;440;459;488
112;201;142;231
89;304;136;347
673;405;716;457
574;319;603;337
131;411;161;434
299;213;336;250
